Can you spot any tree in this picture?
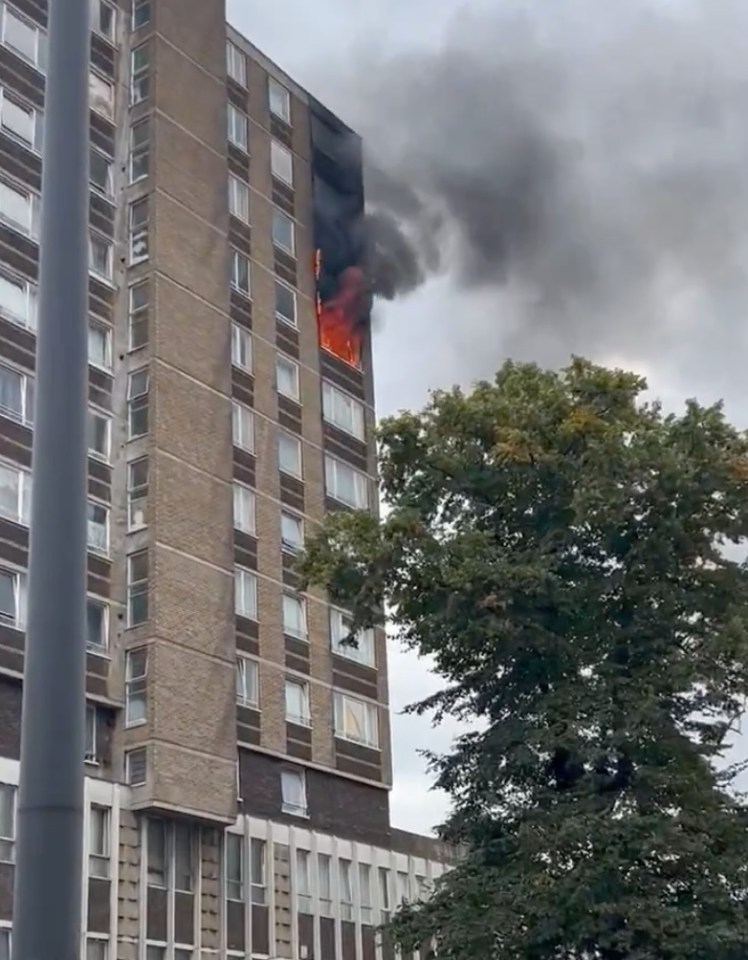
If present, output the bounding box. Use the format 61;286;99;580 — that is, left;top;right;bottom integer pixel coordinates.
300;358;748;959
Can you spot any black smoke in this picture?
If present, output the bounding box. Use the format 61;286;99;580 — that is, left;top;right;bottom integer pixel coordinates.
337;0;748;371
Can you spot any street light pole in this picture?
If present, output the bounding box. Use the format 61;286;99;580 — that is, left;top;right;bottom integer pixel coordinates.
13;0;91;957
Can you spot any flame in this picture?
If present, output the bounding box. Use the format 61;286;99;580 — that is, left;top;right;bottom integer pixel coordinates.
316;259;367;368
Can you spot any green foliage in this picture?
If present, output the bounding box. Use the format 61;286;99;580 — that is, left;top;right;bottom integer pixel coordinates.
299;357;748;959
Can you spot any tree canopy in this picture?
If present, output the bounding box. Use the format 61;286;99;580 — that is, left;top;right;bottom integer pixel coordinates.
300;358;748;959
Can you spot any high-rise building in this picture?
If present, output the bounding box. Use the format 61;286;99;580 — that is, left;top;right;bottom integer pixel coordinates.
0;2;451;958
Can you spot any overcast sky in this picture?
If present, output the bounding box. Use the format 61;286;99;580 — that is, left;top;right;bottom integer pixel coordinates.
227;0;748;835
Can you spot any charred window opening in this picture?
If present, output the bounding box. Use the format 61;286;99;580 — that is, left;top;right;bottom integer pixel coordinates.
310;103;368;368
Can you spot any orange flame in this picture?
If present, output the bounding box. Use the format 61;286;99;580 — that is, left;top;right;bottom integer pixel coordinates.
315;257;367;368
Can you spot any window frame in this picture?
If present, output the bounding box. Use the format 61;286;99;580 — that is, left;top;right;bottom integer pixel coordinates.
278;431;302;479
284;678;310;727
0;86;41;151
280;768;308;818
333;691;380;749
128;279;148;350
268;78;291;123
89;147;113;197
130;43;149;105
324;454;369;510
330;607;375;668
127;368;149;439
0;565;24;630
270;140;293;186
93;0;117;43
231;401;254;453
225;832;244;902
0;266;35;328
86;596;109;653
125;747;147;786
0;460;30;526
230;322;251;372
226;40;247;87
0;783;16;863
322;380;365;441
87;499;110;555
227;103;248;152
228;174;249;223
88;804;110;877
130;118;150;183
125;647;148;728
127;456;148;531
89;69;114;119
231;249;251;296
282;592;307;642
276;354;300;402
235;567;257;621
89;231;113;281
129;197;149;265
88;317;112;371
232;482;255;535
1;4;44;70
274;279;297;327
127;550;149;627
280;510;304;554
236;656;258;708
0;175;38;237
271;208;295;256
132;0;150;30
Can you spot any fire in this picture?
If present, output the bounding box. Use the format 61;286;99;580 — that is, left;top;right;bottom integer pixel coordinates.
315;258;368;368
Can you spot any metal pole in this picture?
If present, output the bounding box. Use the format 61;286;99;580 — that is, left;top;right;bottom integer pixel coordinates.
13;0;91;956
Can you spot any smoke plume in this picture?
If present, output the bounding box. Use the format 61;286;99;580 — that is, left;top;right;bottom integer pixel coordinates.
335;0;748;375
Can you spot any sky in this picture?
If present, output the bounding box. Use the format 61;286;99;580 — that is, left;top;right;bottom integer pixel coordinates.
227;0;748;834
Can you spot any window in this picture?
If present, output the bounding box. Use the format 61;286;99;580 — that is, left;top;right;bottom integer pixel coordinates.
0;567;24;628
1;5;43;68
127;458;148;531
339;858;354;921
0;462;29;525
235;567;257;620
132;0;150;29
268;78;290;123
325;455;369;509
232;401;254;452
88;319;112;370
90;149;112;196
0;88;41;150
87;501;109;554
93;0;116;41
379;867;392;921
282;594;307;641
318;853;332;917
274;280;296;327
129;280;148;350
296;849;312;914
0;177;38;236
250;838;266;904
397;870;409;903
334;692;379;748
0;783;15;862
89;71;114;118
0;268;35;327
278;432;302;478
236;657;258;707
147;819;166;886
271;209;295;255
88;409;111;461
330;608;375;667
280;769;307;817
270;141;293;185
127;551;149;626
125;747;147;786
86;704;97;762
0;362;32;424
131;44;149;104
285;679;310;726
226;41;246;86
276;355;299;402
174;951;191;960
86;939;108;960
322;382;365;440
146;947;165;960
127;368;149;438
229;175;249;222
280;511;303;553
227;103;248;151
225;833;243;901
86;598;108;651
174;823;195;892
233;483;255;534
231;250;250;295
89;805;110;878
231;323;251;371
125;648;147;726
130;118;150;183
89;233;112;280
129;197;149;264
359;863;373;924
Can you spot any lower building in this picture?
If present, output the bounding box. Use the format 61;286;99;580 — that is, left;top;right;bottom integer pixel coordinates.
0;757;451;960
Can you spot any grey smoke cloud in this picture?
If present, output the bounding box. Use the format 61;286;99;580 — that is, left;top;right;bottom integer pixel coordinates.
347;0;748;369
